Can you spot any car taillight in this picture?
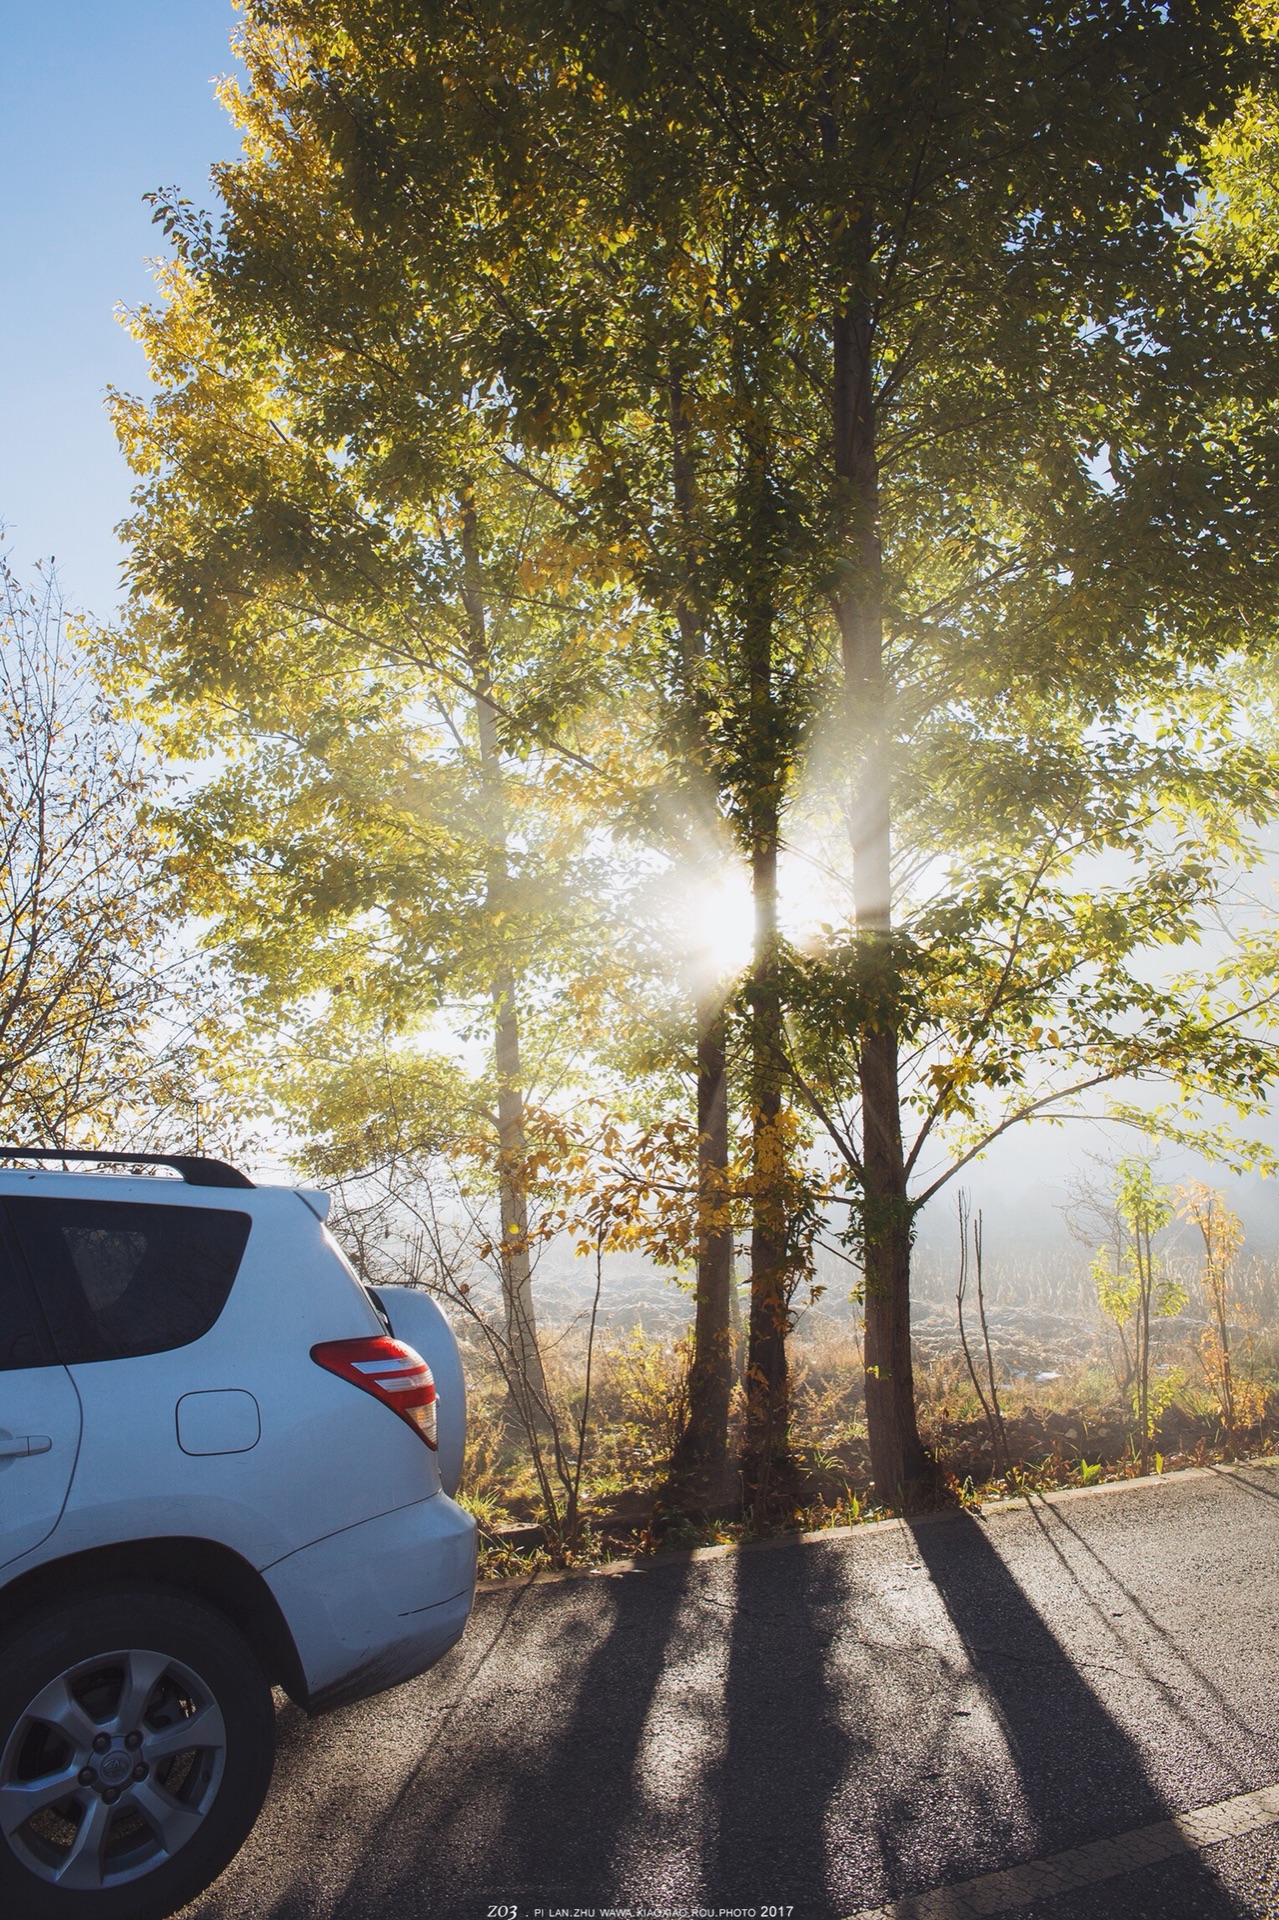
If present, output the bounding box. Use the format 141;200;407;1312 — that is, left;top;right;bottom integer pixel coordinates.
310;1336;438;1448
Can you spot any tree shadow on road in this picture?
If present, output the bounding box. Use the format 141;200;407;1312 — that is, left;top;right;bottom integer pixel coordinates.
907;1510;1252;1918
1024;1495;1270;1786
1206;1462;1279;1507
704;1539;859;1917
330;1561;695;1920
189;1514;1263;1920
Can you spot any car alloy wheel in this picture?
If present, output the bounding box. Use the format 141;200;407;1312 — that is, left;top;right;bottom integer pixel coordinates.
0;1588;274;1920
0;1645;226;1890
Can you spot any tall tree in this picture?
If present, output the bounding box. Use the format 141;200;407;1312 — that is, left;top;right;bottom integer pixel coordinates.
112;256;630;1384
115;13;815;1498
120;0;1279;1512
273;0;1279;1500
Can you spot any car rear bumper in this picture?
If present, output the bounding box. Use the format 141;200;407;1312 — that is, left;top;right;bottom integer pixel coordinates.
263;1492;477;1712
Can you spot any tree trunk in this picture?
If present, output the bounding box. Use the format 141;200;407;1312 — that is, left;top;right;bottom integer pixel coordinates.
487;957;545;1413
729;1233;743;1359
459;484;546;1412
832;304;930;1503
667;361;735;1503
722;403;792;1511
671;989;733;1504
745;816;790;1502
1137;1230;1152;1473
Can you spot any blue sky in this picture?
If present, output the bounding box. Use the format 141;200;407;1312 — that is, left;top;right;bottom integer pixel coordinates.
0;1;242;614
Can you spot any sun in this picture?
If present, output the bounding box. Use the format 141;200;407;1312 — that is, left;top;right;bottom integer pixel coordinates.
687;866;756;983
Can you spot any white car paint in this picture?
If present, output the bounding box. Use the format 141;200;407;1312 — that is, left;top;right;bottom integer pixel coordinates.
0;1168;476;1710
0;1361;80;1567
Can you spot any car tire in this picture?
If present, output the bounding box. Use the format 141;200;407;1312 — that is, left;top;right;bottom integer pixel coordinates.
0;1585;275;1920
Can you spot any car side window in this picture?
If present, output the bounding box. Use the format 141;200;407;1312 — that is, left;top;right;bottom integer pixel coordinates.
4;1198;251;1364
0;1235;48;1370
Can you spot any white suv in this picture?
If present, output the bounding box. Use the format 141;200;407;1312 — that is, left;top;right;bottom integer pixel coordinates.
0;1148;476;1920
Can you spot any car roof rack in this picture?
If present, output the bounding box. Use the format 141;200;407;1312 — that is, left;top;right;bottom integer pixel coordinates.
0;1147;254;1189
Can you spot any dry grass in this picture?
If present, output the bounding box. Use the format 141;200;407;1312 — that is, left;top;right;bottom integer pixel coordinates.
456;1305;1279;1579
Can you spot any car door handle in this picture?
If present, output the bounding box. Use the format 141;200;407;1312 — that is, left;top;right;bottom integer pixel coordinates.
0;1435;51;1458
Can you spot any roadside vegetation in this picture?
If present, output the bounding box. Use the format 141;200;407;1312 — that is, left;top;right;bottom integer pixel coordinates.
331;1152;1279;1578
0;561;230;1151
456;1186;1279;1580
456;1317;1279;1581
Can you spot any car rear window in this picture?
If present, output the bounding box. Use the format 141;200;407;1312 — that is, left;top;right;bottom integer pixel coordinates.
4;1198;251;1363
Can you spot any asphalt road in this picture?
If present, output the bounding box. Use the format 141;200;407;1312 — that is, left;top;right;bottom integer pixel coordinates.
183;1463;1279;1920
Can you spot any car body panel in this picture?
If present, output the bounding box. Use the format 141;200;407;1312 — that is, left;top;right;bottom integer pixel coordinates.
177;1388;261;1454
40;1184;439;1571
0;1362;81;1567
263;1491;477;1709
0;1170;474;1715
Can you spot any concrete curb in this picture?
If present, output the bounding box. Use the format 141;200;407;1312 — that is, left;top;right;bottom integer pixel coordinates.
473;1451;1279;1597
